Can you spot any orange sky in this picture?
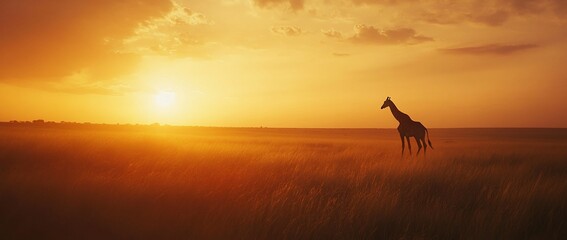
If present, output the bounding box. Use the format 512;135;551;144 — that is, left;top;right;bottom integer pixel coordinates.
1;0;566;128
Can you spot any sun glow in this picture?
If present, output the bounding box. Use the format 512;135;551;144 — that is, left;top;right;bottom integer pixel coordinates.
154;91;176;108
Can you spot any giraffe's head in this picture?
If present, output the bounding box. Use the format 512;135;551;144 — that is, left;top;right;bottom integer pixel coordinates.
380;96;392;109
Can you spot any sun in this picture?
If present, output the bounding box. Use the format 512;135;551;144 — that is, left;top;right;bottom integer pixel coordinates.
154;90;176;108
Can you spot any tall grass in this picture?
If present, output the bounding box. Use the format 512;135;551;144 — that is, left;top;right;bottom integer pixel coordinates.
1;126;566;239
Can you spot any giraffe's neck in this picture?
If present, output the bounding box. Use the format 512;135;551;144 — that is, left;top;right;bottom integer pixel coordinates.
389;103;406;123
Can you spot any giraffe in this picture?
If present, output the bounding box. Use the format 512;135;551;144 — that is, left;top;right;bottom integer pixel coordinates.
380;97;433;156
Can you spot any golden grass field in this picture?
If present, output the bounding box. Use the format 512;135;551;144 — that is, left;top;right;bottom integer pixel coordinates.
1;124;566;239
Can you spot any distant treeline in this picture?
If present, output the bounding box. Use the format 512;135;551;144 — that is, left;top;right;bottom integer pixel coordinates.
0;120;275;133
4;120;165;126
0;120;174;131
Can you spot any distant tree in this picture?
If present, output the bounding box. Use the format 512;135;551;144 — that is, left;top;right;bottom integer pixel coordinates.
32;119;45;124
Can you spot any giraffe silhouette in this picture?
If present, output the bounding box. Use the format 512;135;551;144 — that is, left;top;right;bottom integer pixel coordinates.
381;97;433;156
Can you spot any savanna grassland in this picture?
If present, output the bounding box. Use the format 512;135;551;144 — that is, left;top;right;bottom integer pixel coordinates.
1;124;566;239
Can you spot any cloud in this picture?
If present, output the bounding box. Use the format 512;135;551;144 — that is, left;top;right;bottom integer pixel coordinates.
439;43;539;55
122;3;212;56
347;0;567;26
350;0;418;5
421;9;510;26
322;29;344;39
253;0;304;11
0;0;176;89
349;25;433;45
271;26;303;36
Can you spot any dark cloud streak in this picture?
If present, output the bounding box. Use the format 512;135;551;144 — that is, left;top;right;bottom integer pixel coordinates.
332;53;351;57
440;43;539;55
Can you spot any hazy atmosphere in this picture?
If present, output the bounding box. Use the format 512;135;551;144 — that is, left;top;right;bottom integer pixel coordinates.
2;2;567;239
2;0;567;127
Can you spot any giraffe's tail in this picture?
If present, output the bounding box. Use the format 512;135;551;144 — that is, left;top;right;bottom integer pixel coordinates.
426;128;433;149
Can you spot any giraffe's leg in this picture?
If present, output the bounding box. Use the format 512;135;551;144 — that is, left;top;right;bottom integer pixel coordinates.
422;138;427;157
400;134;405;156
406;136;412;155
415;137;423;155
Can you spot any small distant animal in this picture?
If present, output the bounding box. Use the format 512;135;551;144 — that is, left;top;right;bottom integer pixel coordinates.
381;97;433;156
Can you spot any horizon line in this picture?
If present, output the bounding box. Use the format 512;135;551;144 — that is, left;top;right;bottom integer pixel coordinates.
1;121;566;130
